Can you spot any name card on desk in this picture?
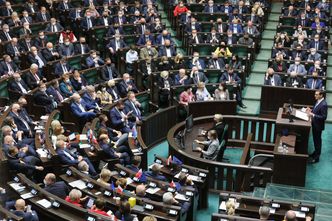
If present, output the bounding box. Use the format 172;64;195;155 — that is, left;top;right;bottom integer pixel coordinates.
52;201;60;208
69;180;87;190
198;172;206;178
68;133;76;141
168;209;178;216
167;187;175;193
154;159;162;164
9;183;25;192
79;143;91;149
294;211;306;218
181;168;189;173
21;192;34;199
104;191;111;196
119;171;127;177
30;189;38;195
301;207;309;212
219;201;240;211
126;177;134;185
146;187;160;194
87;183;94;189
271;203;280;208
144;204;154;210
175;193;190;202
187;175;202;182
36;199;52;209
79;134;88;141
148;182;157;188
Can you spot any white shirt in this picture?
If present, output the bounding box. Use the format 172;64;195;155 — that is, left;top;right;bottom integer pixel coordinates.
126;51;138;64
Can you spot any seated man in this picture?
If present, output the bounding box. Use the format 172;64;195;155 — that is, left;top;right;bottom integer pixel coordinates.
259;206;271;220
118;73;139;97
286;72;303;88
188;52;205;70
9;73;29;95
9;103;33;137
124;91;142;123
43;173;69;199
126;156;141;172
189;66;208;84
109;101;132;133
70;93;96;122
90;198;111;217
3;135;37;158
82;85;101;112
56;140;97;176
144;164;167;181
264;68;282;86
135;184;147;198
98;134;130;165
12;199;39;221
33;83;57;113
307;48;321;62
86;50;105;68
306;71;323;89
54;58;73;77
287;57;307;76
7;146;43;177
163;192;190;213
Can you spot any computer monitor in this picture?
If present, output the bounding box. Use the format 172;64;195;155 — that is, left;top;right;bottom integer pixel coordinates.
185;115;193;132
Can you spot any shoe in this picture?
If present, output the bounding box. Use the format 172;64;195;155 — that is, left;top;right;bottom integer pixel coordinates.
308;157;319;164
309;152;315;158
240;104;247;108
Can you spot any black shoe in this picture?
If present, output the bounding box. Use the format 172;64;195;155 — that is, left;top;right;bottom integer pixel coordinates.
309;152;315;158
308;157;319;164
240;104;247;108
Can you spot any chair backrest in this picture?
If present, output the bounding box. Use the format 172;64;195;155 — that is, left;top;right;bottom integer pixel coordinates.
214;139;225;161
220;124;229;142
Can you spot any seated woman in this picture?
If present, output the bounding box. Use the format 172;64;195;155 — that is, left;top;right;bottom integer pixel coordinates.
65;189;87;207
96;86;113;106
97;168;113;188
59;73;76;98
195;82;212;101
214;41;232;59
90;198;113;217
229;55;242;70
194;130;220;160
71;70;87;91
50;120;79;151
226;199;236;216
214;83;229;100
179;86;195;107
115;178;130;194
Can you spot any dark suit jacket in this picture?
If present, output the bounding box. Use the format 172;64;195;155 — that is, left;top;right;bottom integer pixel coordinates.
308;41;325;50
190;72;209;84
9;111;30;134
204;5;219;13
0;31;14;41
100;64;119;81
285;76;303;88
98;16;112;26
74;43;90;55
36;12;51;22
46;86;63;103
25;71;42;89
0;61;19;74
57;2;73;11
44;181;69;199
6;44;23;58
42;48;60;61
144;171;167;181
86;56;105;68
207;58;225;70
80;17;96;30
155;34;172;45
33;37;49;48
264;74;282;86
185;23;202;33
107;39;127;52
124;99;142;120
56;149;79;165
54;62;73;77
107;86;121;101
209;122;226;141
219;72;242;85
59;44;75;57
70;101;96;120
117;80;138;97
109;107;127;130
70;76;87;91
19;40;32;52
45;23;64;32
188;34;204;44
312;99;328;131
13;210;38;221
107;26;124;37
135;24;150;35
113;16;127;25
158;46;177;57
33;90;54;113
82;92;99;110
9;80;29;94
27;52;47;67
137;34;155;46
306;78;323;90
99;141;118;159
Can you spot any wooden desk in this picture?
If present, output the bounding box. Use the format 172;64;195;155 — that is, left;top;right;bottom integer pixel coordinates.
275;108;311;154
188;100;237;118
260;86;315;116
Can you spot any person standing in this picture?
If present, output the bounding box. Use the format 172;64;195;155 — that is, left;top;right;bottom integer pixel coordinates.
307;90;328;164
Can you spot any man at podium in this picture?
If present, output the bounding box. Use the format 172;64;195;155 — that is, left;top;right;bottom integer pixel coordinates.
306;90;328;164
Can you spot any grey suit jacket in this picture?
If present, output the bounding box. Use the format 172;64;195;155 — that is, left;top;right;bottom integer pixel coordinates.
202;139;219;160
287;64;307;75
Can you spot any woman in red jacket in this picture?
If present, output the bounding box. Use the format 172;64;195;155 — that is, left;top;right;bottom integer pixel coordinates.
173;1;188;16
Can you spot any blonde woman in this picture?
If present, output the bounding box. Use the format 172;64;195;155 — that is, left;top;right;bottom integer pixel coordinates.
226;199;236;216
97;168;112;187
195;82;212;101
97;87;113;105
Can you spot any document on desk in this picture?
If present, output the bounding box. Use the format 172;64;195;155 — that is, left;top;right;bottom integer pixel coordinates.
79;134;88;141
79;143;91;149
187;175;201;182
175;193;190;202
294;211;306;218
69;180;87;190
148;163;164;170
146;187;161;194
21;192;34;199
9;183;26;192
174;172;181;179
294;109;309;121
36;199;52;209
126;177;133;185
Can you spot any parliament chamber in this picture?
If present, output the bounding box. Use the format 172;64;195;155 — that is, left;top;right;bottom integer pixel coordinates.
0;0;330;220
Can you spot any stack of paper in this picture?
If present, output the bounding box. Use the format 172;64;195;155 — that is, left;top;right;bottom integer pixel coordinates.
36;199;52;209
175;193;189;202
146;187;161;194
69;180;87;190
9;183;26;192
21;192;34;199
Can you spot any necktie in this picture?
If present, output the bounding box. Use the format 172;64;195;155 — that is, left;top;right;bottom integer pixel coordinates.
76;11;79;18
210;7;213;13
64;150;75;160
34;73;40;82
312;80;316;89
36;56;44;67
62;64;68;73
18;82;27;94
87;18;91;29
108;67;113;79
13;46;19;54
5;32;11;41
132;102;140;116
52;25;55;32
295;65;298;73
142;25;145;33
315;42;318;51
7;63;13;73
42;13;46;21
249;28;252;34
64;3;68;9
31;6;35;13
112;88;118;100
81;44;84;54
17;114;30;130
78;103;86;112
116;41;120;50
55;89;63;102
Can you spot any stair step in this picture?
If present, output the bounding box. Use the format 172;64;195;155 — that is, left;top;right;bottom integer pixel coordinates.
271;2;283;13
262;30;276;40
265;21;279;31
243;86;262;100
268;13;280;22
238;99;260;115
252;61;268;73
261;40;274;50
256;49;272;61
247;74;264;86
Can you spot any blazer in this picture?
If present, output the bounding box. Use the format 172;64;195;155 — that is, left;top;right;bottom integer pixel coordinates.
107;26;124;37
204;5;219;13
74;43;90;55
158;45;177;57
109;107;127;129
117;80;138;97
264;74;282;86
184;22;201;33
136;24;151;35
100;64;119;81
69;9;83;20
59;82;76;97
124;99;142;120
285;76;303;88
287;64;307;76
243;26;260;36
139;47;158;60
9;80;29;94
82;92;99;110
291;50;307;61
42;48;60;61
107;86;121;101
19;40;32;52
222;36;238;45
33;90;54;113
0;61;19;74
57;2;73;11
13;210;38;221
174;74;190;85
80;17;96;30
144;171;167;181
188;34;204;44
306;78;323;90
70;101;96;120
44;181;69;199
220;72;242;85
202;139;219;160
20;16;33;24
308;41;325;51
45;23;64;32
0;30;14;41
190;72;209;84
219;5;233;13
207;58;225;70
107;39;127;52
188;58;206;70
6;44;23;58
33;37;49;48
71;77;88;91
36;12;51;22
86;56;105;68
9;112;31;134
54;62;73;77
312;99;328;131
98;16;112;26
137;34;155;46
59;44;75;57
113;16;127;25
99;141;118;159
25;71;42;89
228;24;243;34
27;52;47;67
307;53;321;62
155;34;172;45
46;86;63;103
56;149;79;165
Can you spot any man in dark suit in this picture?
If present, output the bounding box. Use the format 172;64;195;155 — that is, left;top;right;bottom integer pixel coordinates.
126;156;141;172
206;114;226;142
42;42;61;61
56;140;97;176
28;47;47;69
306;72;323;90
124;91;142;122
180;10;191;24
113;10;127;25
17;97;36;129
208;52;225;70
135;18;150;35
206;28;220;44
12;199;39;221
86;50;105;68
107;79;121;101
33;83;56;113
45;18;64;33
158;39;176;57
308;35;325;51
204;0;219;13
188;52;206;70
98;11;112;26
59;38;75;57
185;17;201;33
100;58;119;81
74;37;90;55
9;73;29;94
117;73;139;97
20;11;33;24
98;134;130;165
1;2;13;17
106;24;124;37
188;29;203;45
57;0;73;12
285;72;303;88
222;30;238;45
189;66;208;84
33;31;48;49
19;35;33;52
109;101;132;133
283;5;297;16
80;11;96;30
54;58;73;77
0;24;14;41
36;6;51;22
307;90;328;163
46;80;64;104
43;173;69;199
107;34;127;55
25;63;44;89
296;12;310;27
70;93;96;122
155;29;173;45
137;30;155;46
69;7;83;22
6;38;23;60
264;68;282;86
82;86;101;112
0;55;19;76
10;103;33;136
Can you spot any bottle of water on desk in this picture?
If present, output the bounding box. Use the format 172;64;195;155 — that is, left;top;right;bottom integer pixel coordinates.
282;144;287;154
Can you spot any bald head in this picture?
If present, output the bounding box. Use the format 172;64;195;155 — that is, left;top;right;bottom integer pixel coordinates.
136;184;146;197
15;199;26;211
285;210;297;221
44;173;56;185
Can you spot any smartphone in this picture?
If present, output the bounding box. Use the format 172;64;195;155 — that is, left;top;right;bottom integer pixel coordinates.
144;204;154;210
168;210;178;215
